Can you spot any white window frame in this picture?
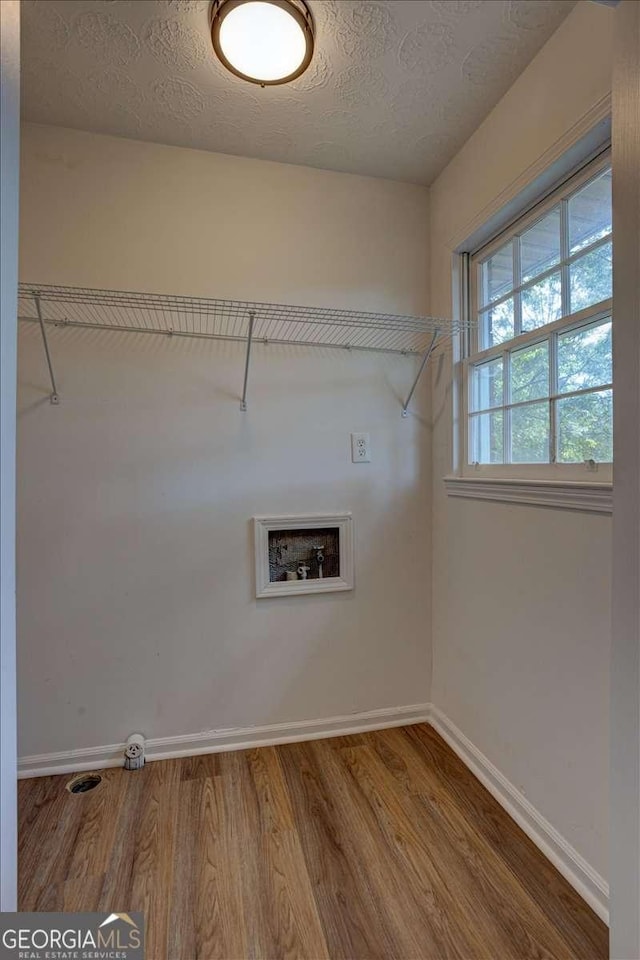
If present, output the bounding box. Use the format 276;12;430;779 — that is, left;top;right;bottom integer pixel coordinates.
460;151;612;485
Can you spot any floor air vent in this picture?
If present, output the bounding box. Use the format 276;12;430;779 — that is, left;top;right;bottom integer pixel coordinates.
66;774;102;794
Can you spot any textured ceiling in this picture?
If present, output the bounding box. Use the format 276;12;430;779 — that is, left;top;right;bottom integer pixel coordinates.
21;0;576;185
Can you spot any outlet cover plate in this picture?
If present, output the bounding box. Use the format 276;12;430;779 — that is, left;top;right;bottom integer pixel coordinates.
351;432;371;463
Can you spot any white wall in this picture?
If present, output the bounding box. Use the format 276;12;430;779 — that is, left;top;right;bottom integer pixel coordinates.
0;0;20;912
610;1;640;954
20;124;429;313
17;125;432;757
430;0;613;889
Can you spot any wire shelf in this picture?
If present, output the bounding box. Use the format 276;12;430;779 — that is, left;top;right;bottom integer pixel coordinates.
18;283;472;413
18;283;466;356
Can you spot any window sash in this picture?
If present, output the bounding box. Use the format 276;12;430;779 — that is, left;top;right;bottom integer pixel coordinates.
470;381;613;420
468;299;612;368
462;303;613;477
468;387;613;463
469;152;612;357
477;232;611;319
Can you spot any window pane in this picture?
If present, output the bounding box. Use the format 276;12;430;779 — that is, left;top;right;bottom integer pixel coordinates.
470;411;504;464
481;297;514;348
480;242;513;305
471;357;503;411
520;207;561;282
557;390;613;463
511;402;549;463
570;241;612;312
511;341;549;404
568;168;612;254
557;319;612;394
521;271;562;332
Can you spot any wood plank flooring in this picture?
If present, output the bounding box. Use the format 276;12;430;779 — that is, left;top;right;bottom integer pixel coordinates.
18;724;608;960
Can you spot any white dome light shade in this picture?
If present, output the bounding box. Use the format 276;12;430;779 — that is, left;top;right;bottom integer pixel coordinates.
211;0;314;86
221;3;305;81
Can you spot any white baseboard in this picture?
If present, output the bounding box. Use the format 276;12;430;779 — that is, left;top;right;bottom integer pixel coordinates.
18;700;609;924
429;705;609;924
17;702;431;779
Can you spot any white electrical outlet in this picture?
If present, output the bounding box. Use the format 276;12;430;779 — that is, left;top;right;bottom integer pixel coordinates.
351;432;371;463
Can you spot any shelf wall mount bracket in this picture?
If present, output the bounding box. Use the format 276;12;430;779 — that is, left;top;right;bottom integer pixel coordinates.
33;291;60;405
240;310;256;412
401;328;439;418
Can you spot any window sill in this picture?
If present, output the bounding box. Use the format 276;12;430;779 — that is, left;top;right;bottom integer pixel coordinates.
443;476;612;514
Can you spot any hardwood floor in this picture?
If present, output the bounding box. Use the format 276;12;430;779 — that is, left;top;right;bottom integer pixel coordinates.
18;724;608;959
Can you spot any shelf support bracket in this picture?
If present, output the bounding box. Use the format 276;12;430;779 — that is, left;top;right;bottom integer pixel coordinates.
401;328;439;418
240;310;256;412
33;292;59;404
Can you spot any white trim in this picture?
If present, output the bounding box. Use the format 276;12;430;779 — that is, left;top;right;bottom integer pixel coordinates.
461;153;613;482
17;703;431;779
444;476;612;513
429;705;609;924
254;513;354;598
450;105;612;486
449;95;611;253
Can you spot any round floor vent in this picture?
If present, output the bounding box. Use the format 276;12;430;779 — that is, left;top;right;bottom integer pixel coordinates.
66;773;102;794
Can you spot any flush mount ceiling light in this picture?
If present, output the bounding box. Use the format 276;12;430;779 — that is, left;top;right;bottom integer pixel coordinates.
211;0;314;86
